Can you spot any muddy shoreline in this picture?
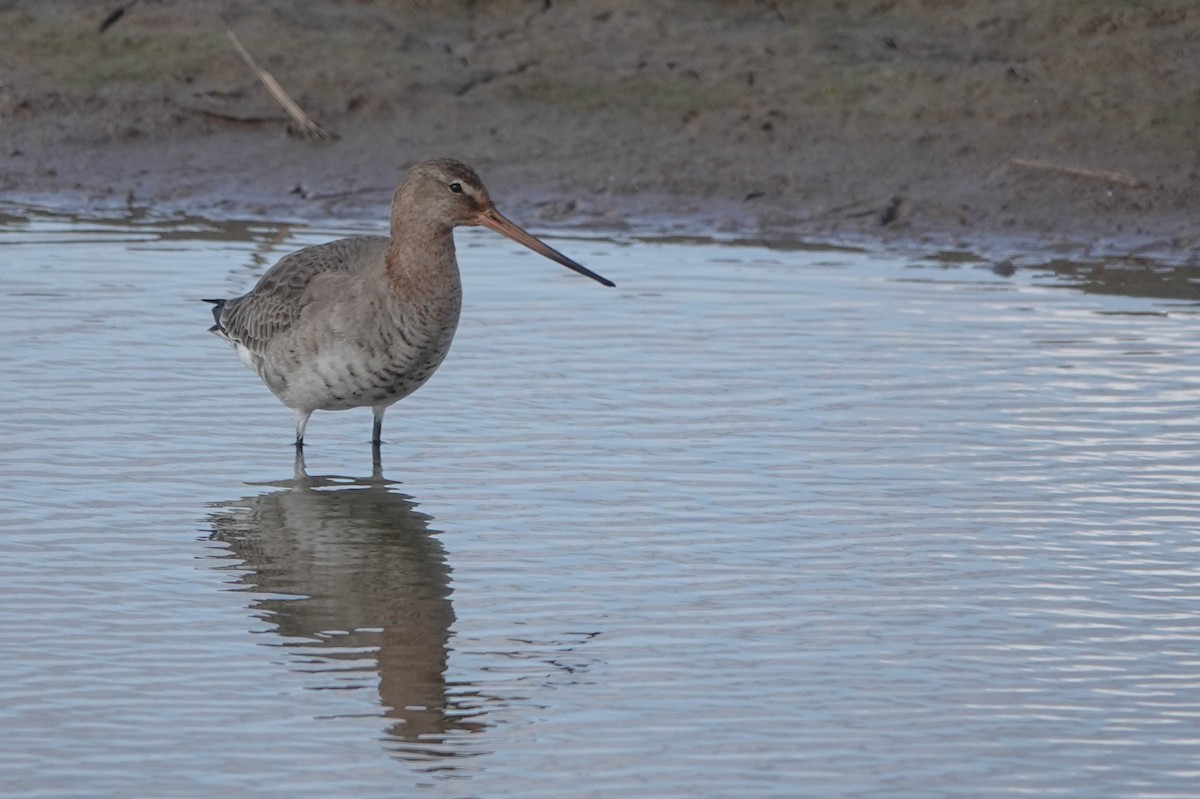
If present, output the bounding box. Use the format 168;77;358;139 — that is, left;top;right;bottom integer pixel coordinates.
3;1;1200;260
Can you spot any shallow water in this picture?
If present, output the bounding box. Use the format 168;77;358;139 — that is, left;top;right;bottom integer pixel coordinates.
1;210;1198;798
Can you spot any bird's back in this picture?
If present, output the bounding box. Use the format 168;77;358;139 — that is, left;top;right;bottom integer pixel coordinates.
211;236;390;353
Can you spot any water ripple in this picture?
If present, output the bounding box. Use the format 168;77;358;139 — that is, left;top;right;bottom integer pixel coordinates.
0;216;1197;797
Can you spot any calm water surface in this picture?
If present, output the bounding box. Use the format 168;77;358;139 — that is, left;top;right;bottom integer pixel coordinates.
1;210;1198;798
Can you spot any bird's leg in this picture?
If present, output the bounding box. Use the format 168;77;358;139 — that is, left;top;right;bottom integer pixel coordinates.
371;405;386;445
370;441;383;480
295;409;312;448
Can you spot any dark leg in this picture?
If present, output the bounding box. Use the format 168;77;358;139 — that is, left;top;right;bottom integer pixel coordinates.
295;409;312;448
371;406;386;445
370;440;383;479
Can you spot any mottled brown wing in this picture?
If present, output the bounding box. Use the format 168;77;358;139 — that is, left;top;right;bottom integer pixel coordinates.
217;236;388;352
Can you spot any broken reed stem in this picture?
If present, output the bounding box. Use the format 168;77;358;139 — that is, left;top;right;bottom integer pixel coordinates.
1011;158;1144;188
225;30;336;144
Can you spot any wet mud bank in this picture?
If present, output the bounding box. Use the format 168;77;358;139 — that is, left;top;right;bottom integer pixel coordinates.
3;0;1200;259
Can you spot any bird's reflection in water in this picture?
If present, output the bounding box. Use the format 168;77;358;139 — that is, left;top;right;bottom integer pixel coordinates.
208;448;487;763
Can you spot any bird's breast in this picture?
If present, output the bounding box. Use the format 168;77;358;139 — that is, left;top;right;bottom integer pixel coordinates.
259;291;461;413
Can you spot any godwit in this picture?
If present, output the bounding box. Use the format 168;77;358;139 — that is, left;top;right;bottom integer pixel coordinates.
207;158;614;447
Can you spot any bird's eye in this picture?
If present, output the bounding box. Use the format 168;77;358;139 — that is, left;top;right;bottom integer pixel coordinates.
448;182;463;194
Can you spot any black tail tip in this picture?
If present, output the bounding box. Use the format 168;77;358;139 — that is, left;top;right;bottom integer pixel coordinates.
203;298;226;327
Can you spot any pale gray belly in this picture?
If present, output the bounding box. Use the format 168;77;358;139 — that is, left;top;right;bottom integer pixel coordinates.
256;320;456;412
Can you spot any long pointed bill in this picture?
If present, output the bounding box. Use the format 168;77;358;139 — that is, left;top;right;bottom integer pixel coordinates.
479;209;615;287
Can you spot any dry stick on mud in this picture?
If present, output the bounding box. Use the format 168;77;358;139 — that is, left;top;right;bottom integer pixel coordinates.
1011;158;1145;188
225;30;336;144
